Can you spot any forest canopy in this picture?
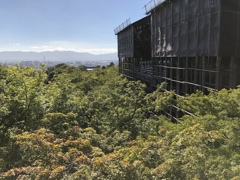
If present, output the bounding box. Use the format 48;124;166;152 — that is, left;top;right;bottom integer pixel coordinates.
1;64;240;179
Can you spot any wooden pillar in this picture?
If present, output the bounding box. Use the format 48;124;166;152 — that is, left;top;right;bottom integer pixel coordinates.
201;56;206;91
159;57;162;84
176;57;180;95
170;57;173;90
194;57;198;92
157;58;159;84
215;57;222;90
185;57;188;94
230;57;236;88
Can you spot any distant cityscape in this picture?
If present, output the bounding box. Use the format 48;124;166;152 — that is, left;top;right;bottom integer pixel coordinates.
1;59;118;68
0;51;118;67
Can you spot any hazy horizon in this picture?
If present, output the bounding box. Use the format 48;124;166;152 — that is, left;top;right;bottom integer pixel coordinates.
0;50;118;55
0;50;118;62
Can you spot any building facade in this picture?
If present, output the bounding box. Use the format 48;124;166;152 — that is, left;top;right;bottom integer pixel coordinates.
115;0;240;96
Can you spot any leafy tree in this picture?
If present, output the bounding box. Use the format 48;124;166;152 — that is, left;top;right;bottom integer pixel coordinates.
0;65;47;140
2;64;240;179
78;65;87;71
107;62;115;68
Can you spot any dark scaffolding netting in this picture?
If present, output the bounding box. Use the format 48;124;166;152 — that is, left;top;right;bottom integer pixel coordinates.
197;15;209;56
166;3;172;56
237;12;240;57
118;0;240;58
211;0;221;13
160;6;166;56
172;0;179;26
188;0;198;21
209;12;220;56
161;6;166;28
117;27;134;58
179;0;188;23
161;27;167;56
117;16;151;58
172;25;179;56
188;20;197;56
152;9;162;57
219;12;238;56
179;22;188;56
134;16;151;58
221;0;239;12
219;0;240;57
166;27;172;56
198;0;210;17
151;0;232;57
166;3;172;27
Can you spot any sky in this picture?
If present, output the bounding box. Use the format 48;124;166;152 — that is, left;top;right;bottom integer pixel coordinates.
0;0;149;54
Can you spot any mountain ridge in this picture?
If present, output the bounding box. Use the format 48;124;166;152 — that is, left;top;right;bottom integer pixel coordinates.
0;51;118;62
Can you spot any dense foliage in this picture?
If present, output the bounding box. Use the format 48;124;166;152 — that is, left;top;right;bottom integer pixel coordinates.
1;64;240;179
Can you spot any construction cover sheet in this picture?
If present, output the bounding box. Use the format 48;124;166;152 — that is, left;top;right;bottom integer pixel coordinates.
117;26;134;58
219;0;240;57
151;0;240;58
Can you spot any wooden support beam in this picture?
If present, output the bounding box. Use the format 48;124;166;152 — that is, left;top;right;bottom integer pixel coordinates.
185;57;188;94
230;57;236;88
176;57;180;95
170;57;173;90
215;57;222;90
201;56;206;91
193;57;198;92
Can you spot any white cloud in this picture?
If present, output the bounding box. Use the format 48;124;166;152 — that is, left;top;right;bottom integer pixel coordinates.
28;42;117;54
29;46;40;49
1;41;117;55
8;43;20;46
78;48;117;54
29;45;53;50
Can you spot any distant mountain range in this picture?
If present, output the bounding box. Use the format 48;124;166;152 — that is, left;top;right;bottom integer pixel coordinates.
0;51;118;62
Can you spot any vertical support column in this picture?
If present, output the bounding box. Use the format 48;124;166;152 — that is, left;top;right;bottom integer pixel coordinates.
118;57;121;74
230;57;236;88
152;57;155;76
121;57;124;76
185;57;188;94
170;57;173;90
164;57;169;90
137;57;140;80
125;57;127;77
176;57;180;95
236;57;240;86
215;57;221;90
194;56;198;92
129;57;131;78
132;57;135;79
164;57;167;79
156;58;159;84
133;58;136;80
159;57;162;84
201;56;206;91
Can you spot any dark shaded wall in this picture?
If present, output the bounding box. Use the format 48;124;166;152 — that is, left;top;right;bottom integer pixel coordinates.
117;26;134;58
151;0;240;58
133;16;151;59
117;16;151;59
219;0;240;56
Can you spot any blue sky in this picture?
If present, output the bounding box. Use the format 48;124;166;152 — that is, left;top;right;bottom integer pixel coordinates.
0;0;149;54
